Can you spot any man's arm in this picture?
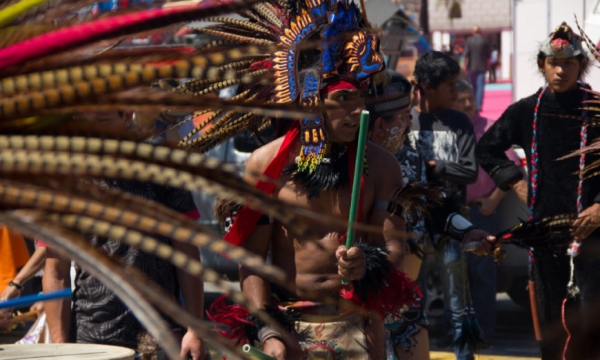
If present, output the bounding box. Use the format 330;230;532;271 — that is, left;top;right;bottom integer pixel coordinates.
430;116;478;184
237;147;285;359
478;187;508;216
0;246;47;301
42;247;72;343
369;147;406;270
476;102;525;192
174;240;206;360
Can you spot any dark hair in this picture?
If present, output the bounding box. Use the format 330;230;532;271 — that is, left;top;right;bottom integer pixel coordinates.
413;51;460;91
536;52;588;78
456;79;473;93
367;70;412;131
536;52;586;64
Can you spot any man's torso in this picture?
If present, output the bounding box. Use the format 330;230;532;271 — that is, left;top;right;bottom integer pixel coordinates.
270;142;379;300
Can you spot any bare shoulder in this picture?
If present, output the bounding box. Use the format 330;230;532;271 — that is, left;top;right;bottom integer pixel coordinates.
366;141;402;176
366;141;403;197
244;136;286;182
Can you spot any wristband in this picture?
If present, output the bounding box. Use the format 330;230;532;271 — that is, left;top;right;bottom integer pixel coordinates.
257;325;283;345
444;213;477;240
8;280;23;290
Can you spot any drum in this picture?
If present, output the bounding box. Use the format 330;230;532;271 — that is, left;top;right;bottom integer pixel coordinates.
0;343;135;359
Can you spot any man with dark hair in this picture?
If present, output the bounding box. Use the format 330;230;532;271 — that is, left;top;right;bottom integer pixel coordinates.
367;69;495;360
477;23;600;360
452;79;524;343
463;26;490;112
410;51;479;360
203;2;419;360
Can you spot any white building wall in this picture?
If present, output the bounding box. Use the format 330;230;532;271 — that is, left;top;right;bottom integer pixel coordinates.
513;0;548;101
429;0;512;32
432;31;443;51
582;0;600;91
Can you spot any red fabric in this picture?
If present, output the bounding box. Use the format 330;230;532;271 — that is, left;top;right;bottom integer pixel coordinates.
250;60;273;71
340;268;421;319
224;125;300;246
224;126;365;247
321;79;363;94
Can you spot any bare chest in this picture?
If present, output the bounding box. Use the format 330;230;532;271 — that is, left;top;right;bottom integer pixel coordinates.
276;173;375;234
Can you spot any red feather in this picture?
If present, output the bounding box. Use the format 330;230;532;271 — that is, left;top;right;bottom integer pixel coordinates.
340;268;422;319
206;295;254;345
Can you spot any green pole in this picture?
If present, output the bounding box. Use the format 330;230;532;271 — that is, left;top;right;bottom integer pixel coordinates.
242;344;276;360
342;110;369;284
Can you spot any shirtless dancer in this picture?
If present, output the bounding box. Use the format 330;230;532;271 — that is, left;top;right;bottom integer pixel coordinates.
204;1;411;358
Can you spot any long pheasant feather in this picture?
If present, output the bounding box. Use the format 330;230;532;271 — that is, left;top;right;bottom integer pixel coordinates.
0;0;259;69
0;211;183;360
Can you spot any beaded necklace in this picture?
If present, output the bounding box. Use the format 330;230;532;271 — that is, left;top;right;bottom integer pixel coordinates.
529;86;588;218
529;86;588;297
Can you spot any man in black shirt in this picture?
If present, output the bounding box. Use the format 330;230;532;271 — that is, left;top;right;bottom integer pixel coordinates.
477;23;600;360
409;51;479;360
463;26;490;113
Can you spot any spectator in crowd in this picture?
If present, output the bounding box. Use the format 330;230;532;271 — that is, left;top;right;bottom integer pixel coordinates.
0;226;30;300
409;51;479;360
0;245;46;302
42;111;207;360
477;23;600;360
463;26;490;112
452;80;522;342
489;45;499;83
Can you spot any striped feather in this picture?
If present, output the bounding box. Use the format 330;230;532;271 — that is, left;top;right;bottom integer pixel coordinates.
0;211;183;360
0;0;261;69
3;210;247;360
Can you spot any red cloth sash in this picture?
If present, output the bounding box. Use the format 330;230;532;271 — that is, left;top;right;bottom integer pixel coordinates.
224;128;365;247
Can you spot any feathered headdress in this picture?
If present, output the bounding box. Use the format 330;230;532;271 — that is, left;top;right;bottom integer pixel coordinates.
178;0;385;167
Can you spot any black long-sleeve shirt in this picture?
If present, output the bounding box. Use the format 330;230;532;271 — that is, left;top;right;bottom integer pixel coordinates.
476;87;600;221
408;107;478;206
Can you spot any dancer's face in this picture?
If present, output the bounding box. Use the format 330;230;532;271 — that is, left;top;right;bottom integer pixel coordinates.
323;89;366;144
539;56;584;93
373;107;412;154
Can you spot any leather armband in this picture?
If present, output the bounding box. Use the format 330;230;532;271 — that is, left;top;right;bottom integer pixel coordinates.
373;199;405;218
444;213;477;240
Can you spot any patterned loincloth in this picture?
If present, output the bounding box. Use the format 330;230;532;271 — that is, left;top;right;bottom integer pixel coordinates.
284;302;370;360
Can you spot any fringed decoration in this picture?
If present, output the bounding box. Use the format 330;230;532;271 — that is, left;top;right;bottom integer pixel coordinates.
339;242;421;318
452;307;487;353
452;241;486;354
206;295;254;345
391;181;442;222
284;143;349;199
214;198;243;224
206;295;298;345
